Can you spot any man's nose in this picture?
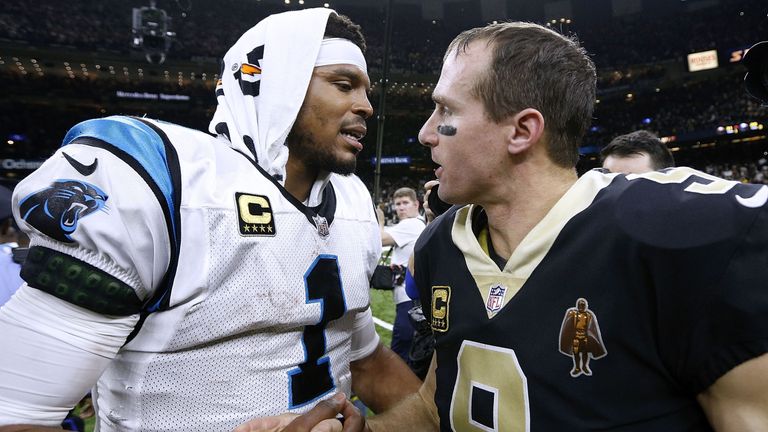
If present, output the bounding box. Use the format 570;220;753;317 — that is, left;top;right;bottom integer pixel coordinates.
353;92;374;120
418;112;438;148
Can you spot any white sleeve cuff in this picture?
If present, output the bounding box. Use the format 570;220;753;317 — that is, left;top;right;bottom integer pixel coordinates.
348;307;380;362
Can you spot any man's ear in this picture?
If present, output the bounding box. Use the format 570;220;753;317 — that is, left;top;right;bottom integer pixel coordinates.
505;108;545;156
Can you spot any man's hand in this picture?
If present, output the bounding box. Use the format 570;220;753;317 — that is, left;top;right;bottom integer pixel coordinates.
422;180;439;223
233;393;368;432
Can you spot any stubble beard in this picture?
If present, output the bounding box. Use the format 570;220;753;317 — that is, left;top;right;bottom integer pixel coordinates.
287;126;357;176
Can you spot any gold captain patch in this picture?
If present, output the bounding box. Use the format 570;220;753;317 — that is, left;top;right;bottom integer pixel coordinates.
431;286;450;332
236;193;276;237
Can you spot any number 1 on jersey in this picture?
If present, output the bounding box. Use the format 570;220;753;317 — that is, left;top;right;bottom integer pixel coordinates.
288;255;347;409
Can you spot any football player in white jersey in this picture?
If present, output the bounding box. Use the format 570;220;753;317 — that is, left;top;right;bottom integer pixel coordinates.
0;8;420;432
256;21;768;432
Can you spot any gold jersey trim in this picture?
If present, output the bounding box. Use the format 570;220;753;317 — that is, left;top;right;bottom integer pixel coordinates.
451;170;615;319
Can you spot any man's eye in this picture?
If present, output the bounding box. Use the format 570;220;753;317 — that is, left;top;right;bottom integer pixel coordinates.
335;82;352;92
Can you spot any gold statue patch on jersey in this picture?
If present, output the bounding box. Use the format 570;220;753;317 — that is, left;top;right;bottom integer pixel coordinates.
236;193;276;236
432;286;450;332
558;298;607;378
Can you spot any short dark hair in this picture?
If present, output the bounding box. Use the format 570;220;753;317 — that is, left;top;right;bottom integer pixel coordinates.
446;22;596;168
393;187;418;202
325;13;366;53
600;130;675;170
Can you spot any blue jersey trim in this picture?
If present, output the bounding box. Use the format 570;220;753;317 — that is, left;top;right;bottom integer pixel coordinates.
63;116;177;239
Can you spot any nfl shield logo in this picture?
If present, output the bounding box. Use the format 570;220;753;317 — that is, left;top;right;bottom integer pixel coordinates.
313;214;330;238
486;284;507;314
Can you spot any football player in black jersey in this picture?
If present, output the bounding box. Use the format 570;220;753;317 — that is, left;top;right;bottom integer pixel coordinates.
242;22;768;432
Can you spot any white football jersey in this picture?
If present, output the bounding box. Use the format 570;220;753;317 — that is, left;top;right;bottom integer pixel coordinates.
11;116;381;431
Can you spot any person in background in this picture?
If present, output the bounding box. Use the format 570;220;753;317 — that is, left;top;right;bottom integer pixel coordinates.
600;130;675;174
376;187;426;365
0;184;27;307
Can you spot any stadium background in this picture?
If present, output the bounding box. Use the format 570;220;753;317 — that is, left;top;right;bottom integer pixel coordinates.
1;1;767;422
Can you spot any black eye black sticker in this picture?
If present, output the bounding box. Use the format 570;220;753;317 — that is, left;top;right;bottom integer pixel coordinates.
437;125;457;136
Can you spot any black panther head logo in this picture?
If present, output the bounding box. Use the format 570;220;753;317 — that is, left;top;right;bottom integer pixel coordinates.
19;179;109;243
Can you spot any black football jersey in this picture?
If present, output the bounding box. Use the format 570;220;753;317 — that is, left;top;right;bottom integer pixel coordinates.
415;167;768;431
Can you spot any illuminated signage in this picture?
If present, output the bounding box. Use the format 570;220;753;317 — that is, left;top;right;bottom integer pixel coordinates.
716;121;764;135
116;91;190;101
370;156;412;165
1;159;45;170
728;46;752;63
687;50;719;72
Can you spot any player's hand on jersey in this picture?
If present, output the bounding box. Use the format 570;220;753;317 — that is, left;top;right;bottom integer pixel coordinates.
233;393;368;432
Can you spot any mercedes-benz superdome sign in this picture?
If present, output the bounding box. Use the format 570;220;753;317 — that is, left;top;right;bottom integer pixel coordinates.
116;91;190;101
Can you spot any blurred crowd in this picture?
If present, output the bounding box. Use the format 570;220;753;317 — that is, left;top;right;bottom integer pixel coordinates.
705;159;768;185
2;0;765;76
1;0;767;195
589;69;765;143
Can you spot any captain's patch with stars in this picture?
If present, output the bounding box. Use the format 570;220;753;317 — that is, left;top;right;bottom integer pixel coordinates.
236;192;276;236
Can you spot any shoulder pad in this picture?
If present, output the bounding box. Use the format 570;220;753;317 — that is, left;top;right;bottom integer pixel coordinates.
63;116;168;174
614;168;765;248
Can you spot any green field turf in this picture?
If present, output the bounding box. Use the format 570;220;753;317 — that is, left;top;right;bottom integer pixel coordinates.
369;287;396;347
369;245;397;347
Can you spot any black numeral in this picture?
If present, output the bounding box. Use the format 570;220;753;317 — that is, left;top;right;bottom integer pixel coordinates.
288;255;346;408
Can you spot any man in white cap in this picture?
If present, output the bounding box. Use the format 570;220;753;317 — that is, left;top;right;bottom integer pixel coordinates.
0;9;419;431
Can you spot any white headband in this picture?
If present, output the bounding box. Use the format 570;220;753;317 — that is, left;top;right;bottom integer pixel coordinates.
315;37;367;72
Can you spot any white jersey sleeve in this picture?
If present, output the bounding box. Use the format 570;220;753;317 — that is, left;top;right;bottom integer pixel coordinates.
0;286;137;426
348;307;380;361
0;116;175;424
12;117;174;305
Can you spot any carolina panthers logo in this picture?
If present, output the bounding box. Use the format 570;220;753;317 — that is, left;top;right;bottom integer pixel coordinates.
19;179;109;243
